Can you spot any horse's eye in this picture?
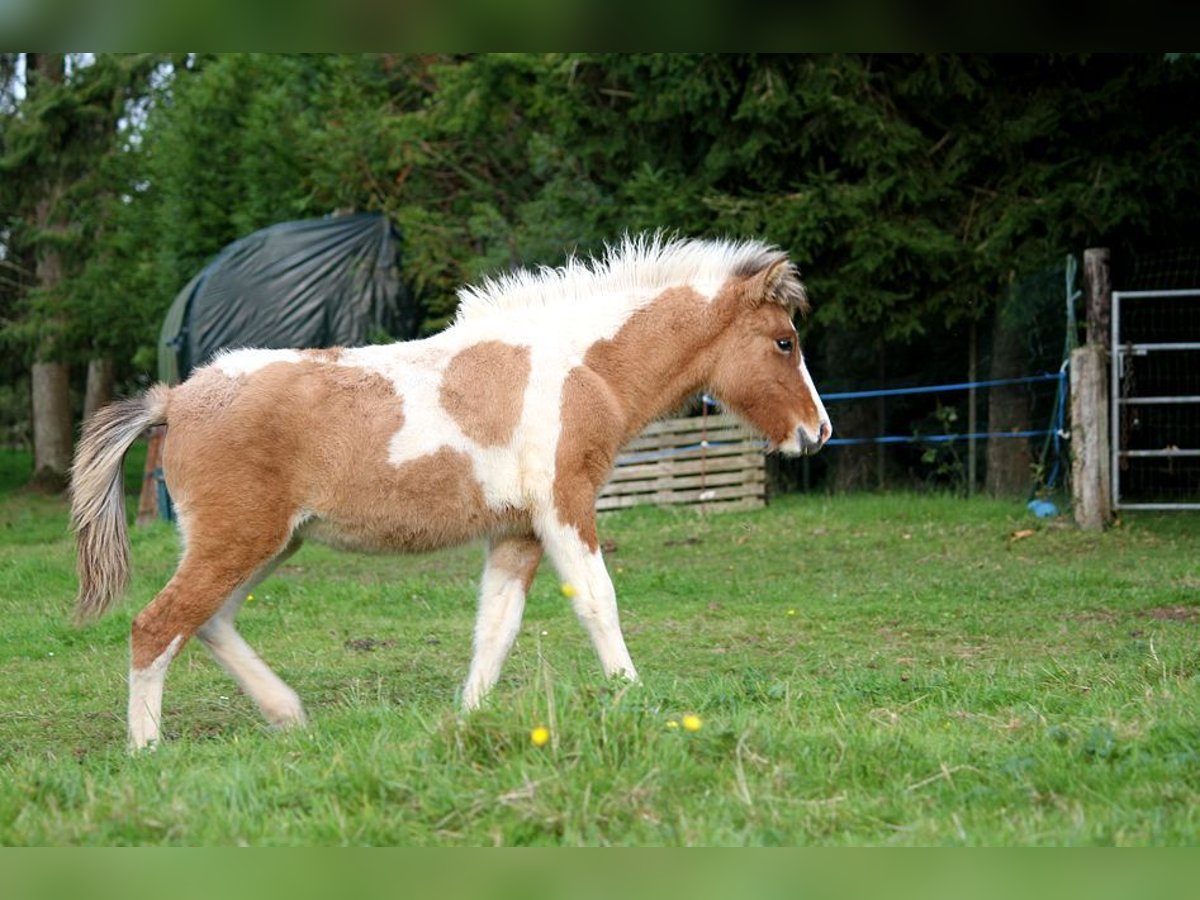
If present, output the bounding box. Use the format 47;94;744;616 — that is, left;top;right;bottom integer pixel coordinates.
775;338;794;353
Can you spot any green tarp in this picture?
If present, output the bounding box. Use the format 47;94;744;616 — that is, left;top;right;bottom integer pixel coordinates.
158;213;410;385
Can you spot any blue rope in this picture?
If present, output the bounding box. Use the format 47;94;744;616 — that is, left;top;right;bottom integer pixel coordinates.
827;429;1054;447
617;428;1057;465
822;372;1062;402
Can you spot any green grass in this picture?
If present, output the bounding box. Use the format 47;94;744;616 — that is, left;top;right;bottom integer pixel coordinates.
1;447;1198;845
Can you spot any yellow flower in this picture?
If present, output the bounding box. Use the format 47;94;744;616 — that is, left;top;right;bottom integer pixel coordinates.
530;725;551;747
786;608;796;616
246;594;255;603
560;583;577;599
682;714;703;733
666;720;679;729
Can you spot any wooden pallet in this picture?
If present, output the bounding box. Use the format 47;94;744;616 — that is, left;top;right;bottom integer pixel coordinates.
597;413;767;512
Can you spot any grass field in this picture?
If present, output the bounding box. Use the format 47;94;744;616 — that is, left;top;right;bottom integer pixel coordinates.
1;445;1198;845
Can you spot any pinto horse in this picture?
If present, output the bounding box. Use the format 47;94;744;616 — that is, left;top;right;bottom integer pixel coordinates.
71;235;831;749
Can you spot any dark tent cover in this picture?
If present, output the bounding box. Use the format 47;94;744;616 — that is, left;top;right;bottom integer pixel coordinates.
158;213;410;384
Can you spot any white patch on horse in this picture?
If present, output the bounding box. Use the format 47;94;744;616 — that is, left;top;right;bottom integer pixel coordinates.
801;355;831;440
212;348;303;377
128;634;182;751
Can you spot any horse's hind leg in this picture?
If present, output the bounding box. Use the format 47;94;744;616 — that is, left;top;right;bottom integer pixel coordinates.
196;536;306;730
128;521;295;751
461;534;543;710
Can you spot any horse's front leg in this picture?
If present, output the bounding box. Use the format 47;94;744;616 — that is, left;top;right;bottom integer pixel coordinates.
461;533;543;710
537;514;638;684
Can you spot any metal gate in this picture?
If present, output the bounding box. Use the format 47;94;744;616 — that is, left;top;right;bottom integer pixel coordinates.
1111;289;1200;510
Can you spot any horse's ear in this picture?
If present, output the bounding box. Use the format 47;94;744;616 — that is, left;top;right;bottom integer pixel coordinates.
751;257;809;315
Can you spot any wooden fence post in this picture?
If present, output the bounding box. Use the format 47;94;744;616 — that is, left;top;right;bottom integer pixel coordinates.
1070;345;1112;529
1071;248;1114;529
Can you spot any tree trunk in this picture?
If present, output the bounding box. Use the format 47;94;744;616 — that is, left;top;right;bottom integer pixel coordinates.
84;357;115;422
1084;248;1112;351
28;53;74;493
985;293;1033;496
832;400;876;491
31;362;72;491
822;328;879;491
30;203;73;490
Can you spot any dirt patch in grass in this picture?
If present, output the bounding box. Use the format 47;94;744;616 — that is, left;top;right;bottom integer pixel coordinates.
1138;605;1199;622
344;637;397;652
1068;609;1122;624
663;536;701;547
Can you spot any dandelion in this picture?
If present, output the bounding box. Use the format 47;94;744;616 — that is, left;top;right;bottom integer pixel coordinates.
246;593;256;603
560;583;577;599
682;714;703;733
786;609;796;616
666;720;680;729
530;725;551;747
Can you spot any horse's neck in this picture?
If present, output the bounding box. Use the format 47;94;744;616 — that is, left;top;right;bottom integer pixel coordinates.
578;289;721;442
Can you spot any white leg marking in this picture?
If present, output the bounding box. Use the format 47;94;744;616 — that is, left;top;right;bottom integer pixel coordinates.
461;537;541;710
539;522;638;682
196;554;306;729
128;635;182;751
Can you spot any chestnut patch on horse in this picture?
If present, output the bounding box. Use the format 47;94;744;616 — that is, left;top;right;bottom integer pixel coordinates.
555;365;624;551
167;367;245;422
140;361;406;667
308;446;523;553
440;340;531;447
581;287;714;443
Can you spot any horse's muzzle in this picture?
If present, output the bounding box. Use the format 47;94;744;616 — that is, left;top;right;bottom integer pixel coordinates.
798;419;832;455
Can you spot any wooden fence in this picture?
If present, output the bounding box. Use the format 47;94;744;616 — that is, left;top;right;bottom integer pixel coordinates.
597;413;767;513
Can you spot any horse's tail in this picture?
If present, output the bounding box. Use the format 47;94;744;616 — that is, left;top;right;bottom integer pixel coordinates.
71;385;171;626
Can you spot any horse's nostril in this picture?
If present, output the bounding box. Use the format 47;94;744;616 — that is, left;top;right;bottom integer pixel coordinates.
819;420;832;444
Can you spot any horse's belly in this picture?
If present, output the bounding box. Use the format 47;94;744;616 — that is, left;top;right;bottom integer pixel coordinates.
299;444;529;554
298;505;525;555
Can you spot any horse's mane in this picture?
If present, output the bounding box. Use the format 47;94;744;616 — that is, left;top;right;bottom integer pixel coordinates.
453;233;803;324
